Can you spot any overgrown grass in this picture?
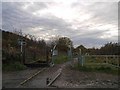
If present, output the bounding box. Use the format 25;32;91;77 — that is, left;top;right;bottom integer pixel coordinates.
85;56;119;65
54;55;68;64
3;62;27;71
73;63;119;75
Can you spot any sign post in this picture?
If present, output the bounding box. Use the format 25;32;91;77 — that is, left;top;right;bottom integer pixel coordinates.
68;44;72;67
18;39;26;64
78;48;84;67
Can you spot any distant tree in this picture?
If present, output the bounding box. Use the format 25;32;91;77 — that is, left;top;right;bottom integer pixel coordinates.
74;42;119;55
99;42;119;55
57;37;73;53
48;36;73;53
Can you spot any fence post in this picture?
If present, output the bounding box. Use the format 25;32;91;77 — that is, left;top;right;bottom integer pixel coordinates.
23;44;26;64
68;44;72;66
82;55;85;66
78;49;83;67
117;55;119;67
106;55;108;64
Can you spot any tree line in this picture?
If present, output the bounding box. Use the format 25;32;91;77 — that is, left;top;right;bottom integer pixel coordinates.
74;42;119;55
1;29;72;64
1;29;119;64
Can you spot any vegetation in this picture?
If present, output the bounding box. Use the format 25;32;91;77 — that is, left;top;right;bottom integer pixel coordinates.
3;62;27;71
54;55;68;64
85;56;119;66
1;29;119;71
57;37;73;53
72;55;119;75
2;29;49;71
2;29;73;70
74;42;120;55
73;63;119;75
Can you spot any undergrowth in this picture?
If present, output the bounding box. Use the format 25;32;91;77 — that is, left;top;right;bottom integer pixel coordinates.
73;63;119;75
3;62;27;71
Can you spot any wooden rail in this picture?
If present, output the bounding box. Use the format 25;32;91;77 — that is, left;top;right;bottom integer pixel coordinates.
47;68;62;87
47;72;61;87
17;68;47;87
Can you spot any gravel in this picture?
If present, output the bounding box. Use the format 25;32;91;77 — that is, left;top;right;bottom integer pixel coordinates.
52;62;119;88
2;61;119;88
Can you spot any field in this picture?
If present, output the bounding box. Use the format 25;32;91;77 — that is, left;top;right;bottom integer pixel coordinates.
85;55;119;66
73;55;120;75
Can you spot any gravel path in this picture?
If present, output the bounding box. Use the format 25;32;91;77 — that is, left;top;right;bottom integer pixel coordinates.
2;61;119;88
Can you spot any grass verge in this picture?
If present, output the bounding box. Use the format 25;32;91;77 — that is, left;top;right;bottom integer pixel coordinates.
73;63;119;75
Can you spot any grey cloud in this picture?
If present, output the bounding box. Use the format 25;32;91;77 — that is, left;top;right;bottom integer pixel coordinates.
88;2;118;24
73;37;113;48
72;2;117;25
26;2;47;12
2;2;118;48
2;2;73;39
70;2;118;47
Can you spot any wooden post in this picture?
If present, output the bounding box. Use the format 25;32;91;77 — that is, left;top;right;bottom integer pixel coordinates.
106;55;108;64
23;45;26;64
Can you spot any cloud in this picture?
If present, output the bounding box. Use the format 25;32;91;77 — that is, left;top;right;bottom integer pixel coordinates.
2;1;118;48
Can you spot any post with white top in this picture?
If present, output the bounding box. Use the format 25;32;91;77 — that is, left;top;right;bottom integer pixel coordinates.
18;38;26;64
78;49;81;67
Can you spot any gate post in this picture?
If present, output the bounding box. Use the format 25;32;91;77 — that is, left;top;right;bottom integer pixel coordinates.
68;44;72;66
18;38;26;64
78;49;84;67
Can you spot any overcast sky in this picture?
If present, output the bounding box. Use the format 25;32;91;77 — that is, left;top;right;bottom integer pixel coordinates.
2;1;118;48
